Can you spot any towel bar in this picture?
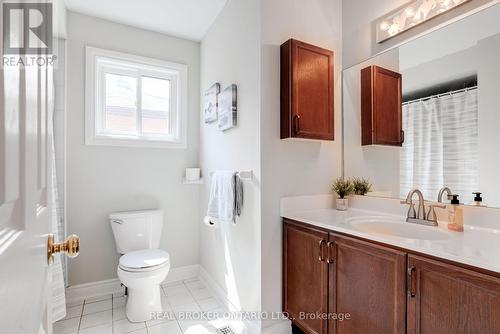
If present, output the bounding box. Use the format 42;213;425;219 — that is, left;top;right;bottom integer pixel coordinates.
209;170;253;179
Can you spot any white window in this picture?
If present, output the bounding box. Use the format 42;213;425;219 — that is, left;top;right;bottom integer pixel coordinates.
85;47;188;148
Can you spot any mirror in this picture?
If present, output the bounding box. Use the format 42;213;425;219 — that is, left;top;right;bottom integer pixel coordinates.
343;4;500;207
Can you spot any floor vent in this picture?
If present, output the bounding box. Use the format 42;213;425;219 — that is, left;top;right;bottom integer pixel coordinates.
216;325;236;334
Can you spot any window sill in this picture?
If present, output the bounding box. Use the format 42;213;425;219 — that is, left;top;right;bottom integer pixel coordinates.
85;136;187;149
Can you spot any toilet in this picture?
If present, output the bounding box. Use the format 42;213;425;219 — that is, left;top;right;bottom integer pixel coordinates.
109;209;170;322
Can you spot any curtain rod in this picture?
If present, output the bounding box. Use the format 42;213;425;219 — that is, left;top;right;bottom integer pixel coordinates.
402;85;478;106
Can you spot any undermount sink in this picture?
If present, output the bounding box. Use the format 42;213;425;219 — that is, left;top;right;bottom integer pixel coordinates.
347;216;452;240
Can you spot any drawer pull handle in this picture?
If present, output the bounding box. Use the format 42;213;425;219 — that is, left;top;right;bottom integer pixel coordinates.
407;266;417;297
318;240;326;262
327;241;335;264
293;115;301;135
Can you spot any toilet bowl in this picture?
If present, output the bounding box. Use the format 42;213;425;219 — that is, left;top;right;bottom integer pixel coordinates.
117;249;170;322
109;209;169;322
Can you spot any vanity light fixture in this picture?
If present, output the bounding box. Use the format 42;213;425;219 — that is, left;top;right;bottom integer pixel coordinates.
375;0;470;43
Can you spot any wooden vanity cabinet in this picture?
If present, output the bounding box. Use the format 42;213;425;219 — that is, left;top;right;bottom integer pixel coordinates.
407;255;500;334
330;233;406;334
283;221;329;334
283;219;500;334
280;39;334;140
361;65;403;146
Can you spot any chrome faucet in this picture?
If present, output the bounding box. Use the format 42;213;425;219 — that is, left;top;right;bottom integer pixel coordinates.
402;189;426;220
401;189;445;227
438;187;453;203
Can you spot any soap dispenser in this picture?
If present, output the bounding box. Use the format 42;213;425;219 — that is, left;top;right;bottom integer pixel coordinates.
448;195;463;232
471;192;486;207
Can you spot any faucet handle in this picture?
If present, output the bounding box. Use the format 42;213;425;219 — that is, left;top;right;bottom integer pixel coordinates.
427;204;447;222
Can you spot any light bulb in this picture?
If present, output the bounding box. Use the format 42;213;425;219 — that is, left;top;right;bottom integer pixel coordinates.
380;21;390;31
405;7;415;16
388;24;400;36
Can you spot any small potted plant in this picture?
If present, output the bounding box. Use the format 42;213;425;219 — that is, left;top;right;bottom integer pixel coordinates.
331;178;354;211
352;177;372;196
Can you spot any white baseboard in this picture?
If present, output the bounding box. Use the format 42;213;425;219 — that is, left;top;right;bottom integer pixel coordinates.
66;278;123;304
66;264;200;304
164;264;200;284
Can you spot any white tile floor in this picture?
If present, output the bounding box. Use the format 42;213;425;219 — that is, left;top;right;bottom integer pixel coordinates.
54;278;228;334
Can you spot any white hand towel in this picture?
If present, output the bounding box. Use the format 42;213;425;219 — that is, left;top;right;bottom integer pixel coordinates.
207;171;237;223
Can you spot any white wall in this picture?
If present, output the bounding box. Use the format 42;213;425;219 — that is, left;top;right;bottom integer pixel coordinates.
401;46;477;93
66;12;201;285
260;0;343;316
199;0;262;320
342;0;497;69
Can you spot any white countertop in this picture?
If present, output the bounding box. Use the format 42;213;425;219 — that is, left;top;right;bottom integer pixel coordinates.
282;207;500;275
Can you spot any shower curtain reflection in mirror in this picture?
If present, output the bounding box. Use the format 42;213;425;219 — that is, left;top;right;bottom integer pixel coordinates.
400;87;479;201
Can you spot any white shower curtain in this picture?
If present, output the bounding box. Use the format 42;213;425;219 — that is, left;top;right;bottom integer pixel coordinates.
50;98;67;322
400;88;479;201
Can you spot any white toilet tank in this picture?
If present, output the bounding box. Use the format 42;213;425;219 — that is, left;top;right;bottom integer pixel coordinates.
109;209;163;254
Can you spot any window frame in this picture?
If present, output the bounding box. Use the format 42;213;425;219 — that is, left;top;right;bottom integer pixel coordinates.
85;46;188;149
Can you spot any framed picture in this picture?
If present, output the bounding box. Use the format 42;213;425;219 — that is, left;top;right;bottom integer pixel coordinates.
218;84;237;131
204;83;220;123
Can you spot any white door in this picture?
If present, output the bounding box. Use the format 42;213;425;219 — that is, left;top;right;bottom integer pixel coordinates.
0;8;55;334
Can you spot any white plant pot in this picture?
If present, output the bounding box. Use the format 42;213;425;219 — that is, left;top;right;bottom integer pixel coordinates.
336;198;349;211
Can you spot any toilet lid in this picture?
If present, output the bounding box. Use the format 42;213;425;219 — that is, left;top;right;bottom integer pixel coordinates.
119;249;170;271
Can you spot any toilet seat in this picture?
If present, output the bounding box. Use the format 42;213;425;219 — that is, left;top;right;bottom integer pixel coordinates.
119;249;170;272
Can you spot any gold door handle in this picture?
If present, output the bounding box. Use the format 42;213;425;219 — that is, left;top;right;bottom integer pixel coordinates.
47;234;80;265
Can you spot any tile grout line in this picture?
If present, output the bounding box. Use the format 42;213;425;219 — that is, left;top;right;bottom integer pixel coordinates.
77;299;85;333
159;284;184;334
184;280;204;311
111;294;115;334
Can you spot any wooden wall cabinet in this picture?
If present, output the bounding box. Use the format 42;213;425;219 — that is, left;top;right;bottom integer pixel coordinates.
361;65;403;146
283;219;500;334
281;39;334;140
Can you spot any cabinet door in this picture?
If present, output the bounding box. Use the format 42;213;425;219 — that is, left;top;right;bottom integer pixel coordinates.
329;234;406;334
283;221;329;334
361;65;402;146
407;255;500;334
281;39;334;140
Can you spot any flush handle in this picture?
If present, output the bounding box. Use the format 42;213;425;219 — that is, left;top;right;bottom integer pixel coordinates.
47;234;80;265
